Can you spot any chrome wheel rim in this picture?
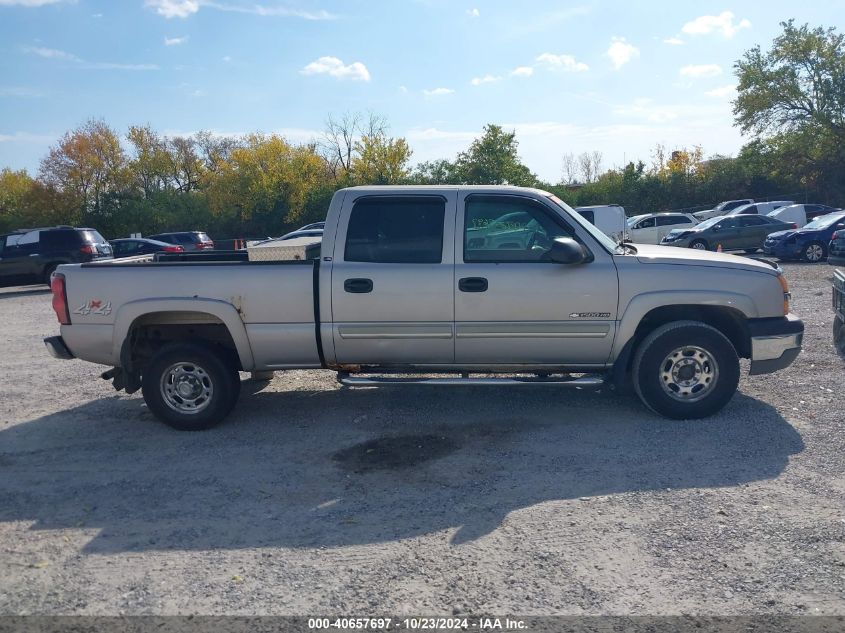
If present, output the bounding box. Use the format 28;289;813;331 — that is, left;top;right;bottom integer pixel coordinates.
691;242;707;250
160;362;213;414
659;345;719;402
806;244;823;262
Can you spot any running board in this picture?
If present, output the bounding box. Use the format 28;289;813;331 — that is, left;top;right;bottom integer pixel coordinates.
337;373;605;387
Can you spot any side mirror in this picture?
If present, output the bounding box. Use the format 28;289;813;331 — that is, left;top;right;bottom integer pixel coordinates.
548;237;592;265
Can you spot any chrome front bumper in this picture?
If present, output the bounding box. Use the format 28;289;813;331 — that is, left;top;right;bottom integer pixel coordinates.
748;314;804;376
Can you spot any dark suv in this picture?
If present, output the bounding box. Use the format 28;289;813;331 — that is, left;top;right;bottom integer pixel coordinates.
147;231;214;251
0;226;112;286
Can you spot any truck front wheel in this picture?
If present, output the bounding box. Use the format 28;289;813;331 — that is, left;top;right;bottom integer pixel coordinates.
632;321;739;419
141;342;240;431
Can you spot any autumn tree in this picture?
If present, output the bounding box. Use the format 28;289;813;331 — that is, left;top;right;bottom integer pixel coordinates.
39;119;129;216
321;112;387;182
206;134;332;230
350;134;412;184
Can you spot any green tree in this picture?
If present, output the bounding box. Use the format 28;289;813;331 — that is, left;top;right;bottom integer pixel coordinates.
734;20;845;202
454;124;538;186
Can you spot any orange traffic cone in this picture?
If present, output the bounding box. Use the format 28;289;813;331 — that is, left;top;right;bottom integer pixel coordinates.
716;243;722;252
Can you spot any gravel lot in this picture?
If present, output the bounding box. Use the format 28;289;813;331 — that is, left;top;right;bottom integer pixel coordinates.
0;262;843;616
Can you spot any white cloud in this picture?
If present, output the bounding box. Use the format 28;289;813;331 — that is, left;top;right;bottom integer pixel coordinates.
399;85;408;94
535;53;588;72
705;84;736;98
23;46;81;61
510;66;534;77
145;0;198;18
300;56;370;81
164;36;188;46
423;87;454;97
0;0;72;6
0;131;55;143
606;37;639;70
86;62;159;70
24;46;157;70
0;86;44;97
680;63;722;78
466;7;479;17
470;74;501;86
222;55;232;62
144;0;337;20
681;11;751;38
663;37;684;45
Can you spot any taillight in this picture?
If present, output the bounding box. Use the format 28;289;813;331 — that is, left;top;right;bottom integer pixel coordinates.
50;273;71;325
789;223;798;229
778;273;791;315
79;244;95;255
834;230;844;240
163;245;184;252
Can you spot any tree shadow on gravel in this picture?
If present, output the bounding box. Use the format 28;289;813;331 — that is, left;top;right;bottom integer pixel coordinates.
0;384;803;552
0;285;49;300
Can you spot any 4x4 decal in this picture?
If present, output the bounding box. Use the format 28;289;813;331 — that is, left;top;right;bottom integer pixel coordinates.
73;300;112;316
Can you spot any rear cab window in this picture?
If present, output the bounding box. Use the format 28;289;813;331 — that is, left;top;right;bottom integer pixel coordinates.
344;196;446;263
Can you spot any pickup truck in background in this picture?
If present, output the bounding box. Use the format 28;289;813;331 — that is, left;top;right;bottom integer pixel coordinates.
44;186;804;430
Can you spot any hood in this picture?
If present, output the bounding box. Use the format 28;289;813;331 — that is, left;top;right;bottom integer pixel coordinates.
632;244;778;274
665;227;698;236
766;230;797;240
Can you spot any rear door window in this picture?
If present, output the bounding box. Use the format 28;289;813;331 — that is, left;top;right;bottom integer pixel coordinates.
345;196;446;263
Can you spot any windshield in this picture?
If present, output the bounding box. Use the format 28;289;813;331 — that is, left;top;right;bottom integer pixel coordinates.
803;212;845;230
626;214;648;227
694;216;723;230
713;201;729;212
546;194;618;253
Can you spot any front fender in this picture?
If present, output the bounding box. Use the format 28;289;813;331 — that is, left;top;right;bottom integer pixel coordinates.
112;297;256;371
613;290;758;358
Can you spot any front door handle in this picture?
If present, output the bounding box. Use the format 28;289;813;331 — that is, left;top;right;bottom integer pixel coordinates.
458;277;488;292
344;278;373;293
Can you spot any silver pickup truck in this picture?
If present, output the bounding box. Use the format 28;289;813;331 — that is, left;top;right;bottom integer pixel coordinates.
44;186;804;430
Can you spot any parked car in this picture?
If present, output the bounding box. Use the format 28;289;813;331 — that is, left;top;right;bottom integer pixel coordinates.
829;228;845;266
693;199;754;221
110;238;185;258
147;231;214;251
575;205;626;241
767;203;840;228
279;229;323;241
833;269;845;354
299;222;325;231
725;201;794;217
44;185;802;430
0;226;111;286
763;211;845;262
660;215;796;252
625;213;698;244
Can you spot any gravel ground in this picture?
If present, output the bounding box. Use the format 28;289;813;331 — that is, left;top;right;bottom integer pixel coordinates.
0;263;843;616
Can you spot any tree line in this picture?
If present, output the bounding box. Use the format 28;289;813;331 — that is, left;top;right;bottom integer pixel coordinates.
1;20;842;239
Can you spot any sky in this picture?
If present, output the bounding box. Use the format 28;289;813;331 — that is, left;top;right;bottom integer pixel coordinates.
1;0;843;183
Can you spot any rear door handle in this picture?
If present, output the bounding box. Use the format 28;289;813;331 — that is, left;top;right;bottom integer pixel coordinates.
458;277;488;293
344;278;373;293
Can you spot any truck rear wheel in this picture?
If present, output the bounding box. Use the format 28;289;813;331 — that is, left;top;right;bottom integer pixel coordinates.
632;321;739;419
141;342;240;431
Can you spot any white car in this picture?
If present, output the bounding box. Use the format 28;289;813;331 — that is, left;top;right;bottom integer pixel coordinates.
625;212;699;244
725;201;795;217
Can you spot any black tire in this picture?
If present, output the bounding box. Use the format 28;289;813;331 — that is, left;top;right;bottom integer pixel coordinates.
801;241;826;263
835;315;845;356
42;263;59;286
141;342;239;431
689;239;709;251
632;320;740;419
